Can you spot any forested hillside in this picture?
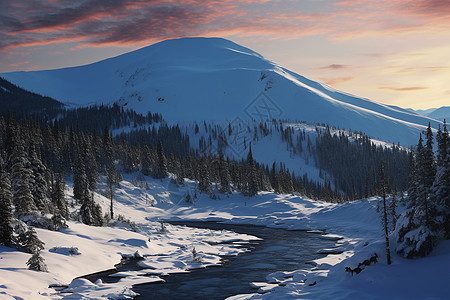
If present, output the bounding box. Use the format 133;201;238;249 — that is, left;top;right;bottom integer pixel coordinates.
0;77;62;115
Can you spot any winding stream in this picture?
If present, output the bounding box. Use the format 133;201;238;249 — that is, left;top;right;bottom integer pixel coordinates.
87;221;338;299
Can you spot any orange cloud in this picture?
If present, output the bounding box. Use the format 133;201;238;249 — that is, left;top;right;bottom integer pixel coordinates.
9;61;30;67
321;77;355;85
379;86;428;91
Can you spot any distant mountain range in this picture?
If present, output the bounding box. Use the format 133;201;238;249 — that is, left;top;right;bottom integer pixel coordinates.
0;37;442;146
407;107;450;122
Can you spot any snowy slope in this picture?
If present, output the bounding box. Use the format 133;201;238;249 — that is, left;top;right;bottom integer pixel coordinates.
2;173;449;299
0;37;441;146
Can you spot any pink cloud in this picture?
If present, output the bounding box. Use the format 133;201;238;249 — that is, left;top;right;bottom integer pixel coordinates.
379;86;428;91
321;77;355;85
1;0;449;52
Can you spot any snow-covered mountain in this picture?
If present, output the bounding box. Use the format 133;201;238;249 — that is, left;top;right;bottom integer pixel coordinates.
427;106;450;122
407;106;449;122
0;37;440;146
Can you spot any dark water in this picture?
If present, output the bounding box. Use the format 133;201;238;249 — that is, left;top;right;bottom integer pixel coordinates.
129;221;337;300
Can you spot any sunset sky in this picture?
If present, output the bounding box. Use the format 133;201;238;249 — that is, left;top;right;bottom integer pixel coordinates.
1;0;449;109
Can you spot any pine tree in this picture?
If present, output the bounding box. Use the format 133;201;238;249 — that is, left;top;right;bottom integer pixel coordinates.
396;133;436;258
84;140;99;191
390;189;398;231
22;227;45;254
430;120;450;238
10;144;37;217
80;193;104;226
107;164;115;219
418;124;437;228
198;158;212;194
26;252;48;272
380;165;392;265
219;155;231;194
154;141;168;179
29;145;50;213
73;151;88;201
246;145;258;197
271;162;281;193
0;160;14;247
51;173;68;219
407;150;418;208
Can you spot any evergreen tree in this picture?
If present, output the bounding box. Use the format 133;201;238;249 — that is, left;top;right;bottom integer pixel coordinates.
26;252;48;272
0;160;14;247
380;165;391;265
73;152;88;201
418;124;437;228
84;139;99;191
10;144;37;217
407;150;418;208
246;145;258;197
80;193;104;226
22;227;45;254
430;121;450;238
198;158;212;194
154;140;168;179
390;190;398;231
396;133;436;258
107;164;115;219
219;155;231;194
271;162;281;193
51;173;68;219
29;145;50;213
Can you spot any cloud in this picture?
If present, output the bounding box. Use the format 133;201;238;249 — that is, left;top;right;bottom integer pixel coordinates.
378;86;428;92
1;0;450;52
403;0;450;17
315;64;349;70
386;66;449;74
321;77;355;85
9;61;30;67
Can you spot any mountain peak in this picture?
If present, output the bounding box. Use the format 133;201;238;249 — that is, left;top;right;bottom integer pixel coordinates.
0;37;441;146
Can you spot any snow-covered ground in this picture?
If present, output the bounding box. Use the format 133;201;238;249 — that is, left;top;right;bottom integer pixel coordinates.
1;174;449;299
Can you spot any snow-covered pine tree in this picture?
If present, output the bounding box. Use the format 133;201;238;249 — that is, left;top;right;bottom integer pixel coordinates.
29;145;50;213
396;132;436;258
419;124;437;227
0;159;14;247
51;173;68;219
430;120;450;238
10;144;37;217
26;251;48;272
23;227;45;254
80;193;104;226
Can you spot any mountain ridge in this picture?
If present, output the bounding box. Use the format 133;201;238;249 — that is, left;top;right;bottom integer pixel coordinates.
0;37;441;146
